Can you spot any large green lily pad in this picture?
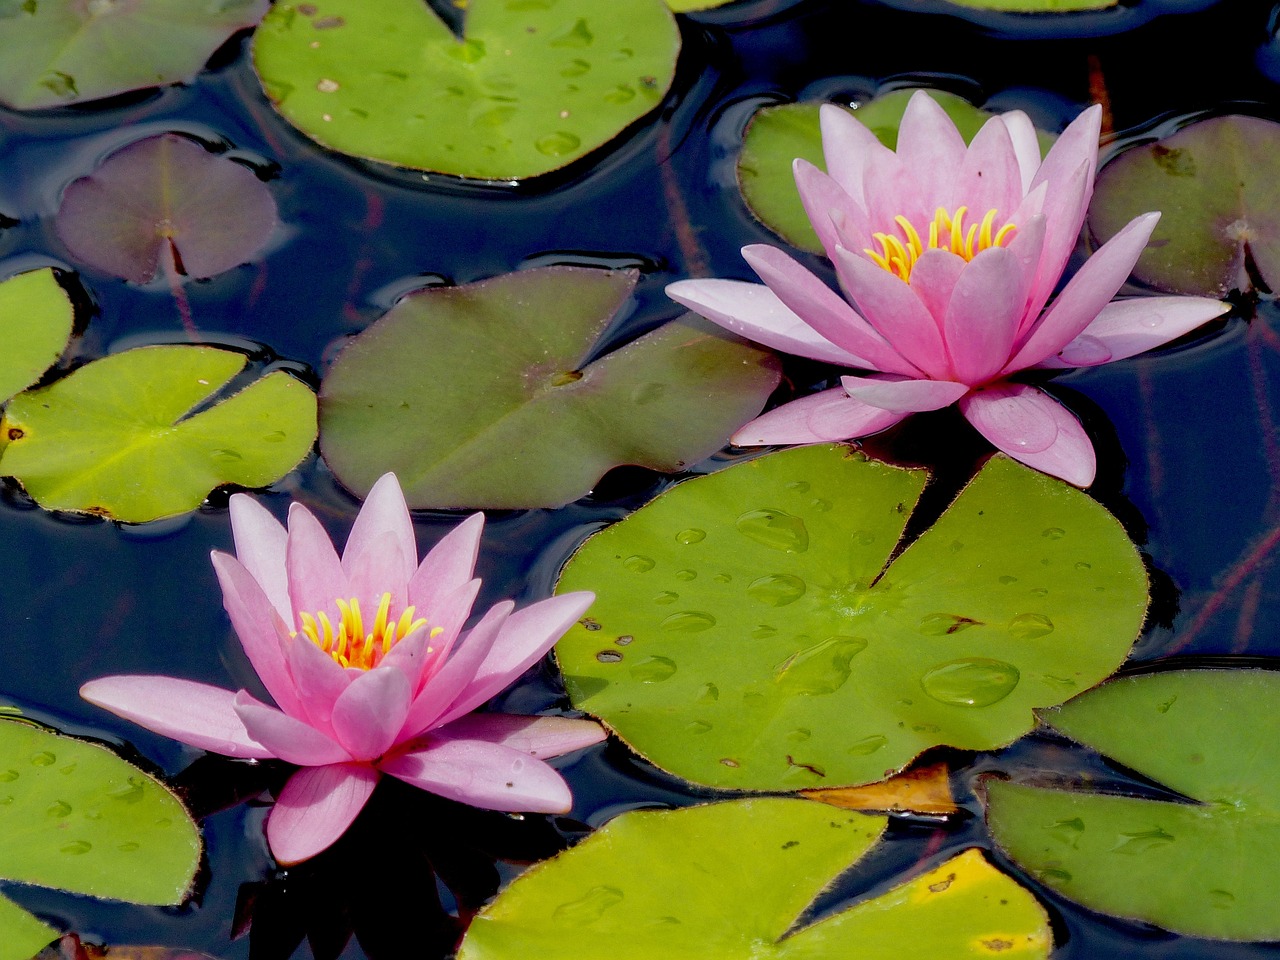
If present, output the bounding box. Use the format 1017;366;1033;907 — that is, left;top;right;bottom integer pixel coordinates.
738;90;1053;253
0;718;201;952
252;0;680;180
0;345;316;522
0;269;74;404
556;446;1147;791
458;799;1052;959
0;0;268;110
1089;115;1280;296
319;267;780;509
987;669;1280;940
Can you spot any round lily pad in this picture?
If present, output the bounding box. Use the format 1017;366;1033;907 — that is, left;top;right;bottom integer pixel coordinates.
1089;115;1280;296
556;445;1148;791
0;344;317;522
0;893;54;960
252;0;680;180
0;268;74;405
458;798;1051;960
987;669;1280;941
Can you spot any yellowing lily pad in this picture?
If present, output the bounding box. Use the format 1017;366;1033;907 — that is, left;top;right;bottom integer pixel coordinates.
0;0;268;110
987;669;1280;940
556;445;1147;791
0;268;74;404
1089;115;1280;296
0;345;317;522
458;799;1051;960
319;267;780;509
252;0;680;180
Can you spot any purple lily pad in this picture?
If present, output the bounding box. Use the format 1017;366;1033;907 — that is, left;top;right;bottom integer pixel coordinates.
54;134;278;284
1089;114;1280;296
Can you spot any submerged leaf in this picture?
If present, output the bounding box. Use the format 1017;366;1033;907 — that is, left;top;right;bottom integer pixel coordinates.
801;762;957;816
319;267;780;509
988;669;1280;941
252;0;680;180
0;268;74;404
55;134;278;284
458;799;1051;959
556;445;1147;790
0;345;316;522
0;0;268;109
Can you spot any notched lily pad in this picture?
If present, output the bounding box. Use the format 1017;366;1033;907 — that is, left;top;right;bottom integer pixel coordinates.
458;799;1051;960
556;445;1148;791
1089;115;1280;297
252;0;680;180
0;718;201;954
987;669;1280;941
319;266;780;509
0;344;317;522
55;134;278;284
0;0;269;110
0;268;75;404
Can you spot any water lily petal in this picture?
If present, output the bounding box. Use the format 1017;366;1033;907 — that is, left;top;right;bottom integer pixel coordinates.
907;248;966;319
1022;161;1091;329
284;632;354;735
410;577;483;690
666;278;869;366
329;667;413;760
955;114;1024;221
286;503;349;630
1032;103;1102;200
1000;109;1041;194
228;493;290;623
943;243;1037;384
840;374;969;412
341;473;417;601
381;738;573;813
407;511;484;619
819;102;885;206
897;89;969;209
731;387;905;445
267;763;380;865
80;676;274;759
234;691;352;766
433;714;607;759
960;384;1096;487
1035;296;1230;368
742;244;919;375
793;159;872;258
860;140;924;241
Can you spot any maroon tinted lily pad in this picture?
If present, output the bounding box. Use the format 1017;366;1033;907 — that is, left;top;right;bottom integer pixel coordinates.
0;0;268;110
1089;114;1280;296
54;134;278;284
319;267;781;509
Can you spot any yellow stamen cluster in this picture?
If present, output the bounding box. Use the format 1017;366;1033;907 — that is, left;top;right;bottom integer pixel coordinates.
864;206;1017;283
298;592;438;670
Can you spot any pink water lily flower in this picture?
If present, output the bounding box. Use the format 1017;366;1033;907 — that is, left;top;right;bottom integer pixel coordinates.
81;474;603;864
668;91;1229;485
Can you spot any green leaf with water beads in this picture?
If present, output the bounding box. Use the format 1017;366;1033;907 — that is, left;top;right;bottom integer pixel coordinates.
664;0;740;10
0;0;268;110
0;892;55;960
0;269;73;405
987;669;1280;941
555;445;1147;791
0;345;316;522
459;799;1050;960
251;0;680;181
0;718;200;949
318;266;780;509
738;90;1054;253
1089;115;1280;297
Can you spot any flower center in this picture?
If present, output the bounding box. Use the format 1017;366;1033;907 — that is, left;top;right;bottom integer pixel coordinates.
864;206;1017;283
297;592;434;670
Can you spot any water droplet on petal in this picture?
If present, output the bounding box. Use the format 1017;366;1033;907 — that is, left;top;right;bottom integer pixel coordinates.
1009;613;1054;640
774;637;867;695
746;574;806;607
921;658;1020;707
660;611;716;633
629;656;677;682
736;508;809;553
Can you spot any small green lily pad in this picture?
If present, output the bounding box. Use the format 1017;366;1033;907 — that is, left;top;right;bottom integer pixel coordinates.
252;0;680;180
556;445;1147;791
0;269;74;404
939;0;1114;12
319;267;780;509
1089;115;1280;296
738;90;1053;253
0;0;268;110
458;799;1052;960
0;718;201;951
0;345;316;522
987;670;1280;941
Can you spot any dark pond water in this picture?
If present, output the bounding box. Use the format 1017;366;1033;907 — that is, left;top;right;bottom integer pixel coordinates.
4;0;1280;956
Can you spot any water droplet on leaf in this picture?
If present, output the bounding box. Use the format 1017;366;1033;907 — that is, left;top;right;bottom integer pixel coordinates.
774;637;867;695
736;508;809;553
921;658;1020;707
747;574;806;607
660;611;716;633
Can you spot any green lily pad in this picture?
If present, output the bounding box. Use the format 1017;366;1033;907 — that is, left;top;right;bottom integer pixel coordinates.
939;0;1113;12
0;269;74;404
1089;115;1280;297
0;718;201;951
0;0;268;110
665;0;739;9
252;0;680;180
0;345;317;522
739;90;1054;253
318;267;780;509
458;799;1052;960
987;669;1280;941
555;445;1147;791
